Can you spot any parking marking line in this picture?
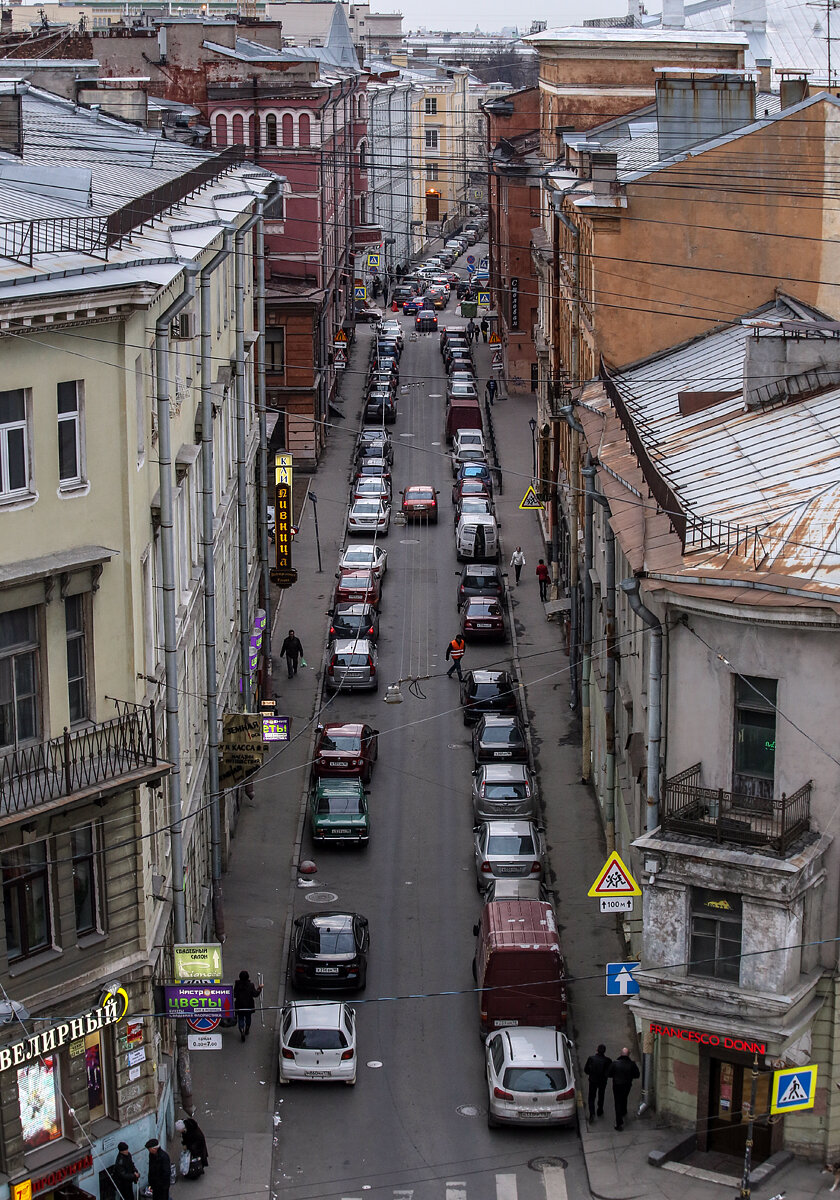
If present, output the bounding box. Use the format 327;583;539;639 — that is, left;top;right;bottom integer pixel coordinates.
496;1172;518;1200
446;1183;467;1200
542;1166;568;1200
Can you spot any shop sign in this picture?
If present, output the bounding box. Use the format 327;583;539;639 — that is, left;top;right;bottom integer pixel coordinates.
510;277;519;330
0;1000;122;1072
649;1022;766;1055
11;1180;31;1200
173;943;222;982
32;1153;92;1196
164;985;233;1019
262;715;290;742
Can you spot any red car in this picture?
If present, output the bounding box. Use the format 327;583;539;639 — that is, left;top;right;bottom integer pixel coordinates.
461;596;507;642
452;478;494;510
333;569;382;609
313;722;379;782
401;485;439;523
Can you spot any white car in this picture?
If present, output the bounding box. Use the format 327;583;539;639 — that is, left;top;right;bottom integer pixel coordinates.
453;429;486;456
380;320;404;346
485;1027;576;1127
339;543;388;578
353;476;391;503
279;1002;357;1086
347;498;391;536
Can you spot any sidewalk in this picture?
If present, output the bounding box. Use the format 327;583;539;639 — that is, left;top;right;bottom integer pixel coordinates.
476;340;823;1200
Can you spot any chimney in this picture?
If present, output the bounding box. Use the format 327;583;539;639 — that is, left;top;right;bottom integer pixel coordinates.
755;58;771;92
661;0;685;29
591;151;618;195
780;73;809;109
657;73;756;158
731;0;767;31
743;327;840;410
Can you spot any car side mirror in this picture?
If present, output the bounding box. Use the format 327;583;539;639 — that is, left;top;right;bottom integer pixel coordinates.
372;729;379;736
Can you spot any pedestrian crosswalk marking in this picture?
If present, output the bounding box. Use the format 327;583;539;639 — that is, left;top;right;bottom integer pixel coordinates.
340;1173;572;1200
543;1165;569;1200
496;1174;517;1200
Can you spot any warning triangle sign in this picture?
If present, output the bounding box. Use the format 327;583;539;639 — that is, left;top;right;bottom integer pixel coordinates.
519;486;544;510
588;851;641;898
334;329;348;342
779;1075;808;1104
489;331;501;344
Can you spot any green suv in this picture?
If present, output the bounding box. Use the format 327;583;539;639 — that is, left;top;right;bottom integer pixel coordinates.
309;779;370;844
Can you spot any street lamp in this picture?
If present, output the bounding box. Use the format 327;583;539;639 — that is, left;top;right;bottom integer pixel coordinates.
528;417;537;483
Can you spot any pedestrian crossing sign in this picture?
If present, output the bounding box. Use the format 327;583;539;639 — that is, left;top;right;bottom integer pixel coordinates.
368;253;381;268
354;285;367;299
519;486;544;510
477;291;490;307
770;1064;817;1114
588;851;641;898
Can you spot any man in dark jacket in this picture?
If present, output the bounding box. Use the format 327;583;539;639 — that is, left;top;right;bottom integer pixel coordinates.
608;1047;641;1130
584;1044;612;1120
145;1139;171;1200
233;969;263;1042
112;1142;139;1200
279;630;304;678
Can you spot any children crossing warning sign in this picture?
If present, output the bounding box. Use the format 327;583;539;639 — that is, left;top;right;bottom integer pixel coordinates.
519;486;544;510
587;851;641;898
770;1064;817;1114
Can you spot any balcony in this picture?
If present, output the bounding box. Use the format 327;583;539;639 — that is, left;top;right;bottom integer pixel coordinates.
0;700;171;824
663;763;811;855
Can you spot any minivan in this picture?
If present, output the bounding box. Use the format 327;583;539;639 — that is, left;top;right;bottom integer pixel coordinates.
456;514;499;562
445;397;483;442
326;639;379;692
473;900;567;1037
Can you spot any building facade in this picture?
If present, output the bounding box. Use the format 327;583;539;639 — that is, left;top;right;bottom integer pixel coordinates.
367;76;426;270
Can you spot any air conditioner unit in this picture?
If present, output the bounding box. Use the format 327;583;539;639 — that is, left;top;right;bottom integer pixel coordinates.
170;311;196;340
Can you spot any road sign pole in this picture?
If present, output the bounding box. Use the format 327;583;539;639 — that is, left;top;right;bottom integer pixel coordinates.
258;970;265;1027
738;1052;760;1199
310;491;323;573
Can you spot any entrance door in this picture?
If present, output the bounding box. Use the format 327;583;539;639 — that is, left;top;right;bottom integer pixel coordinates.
425;190;440;221
707;1059;773;1161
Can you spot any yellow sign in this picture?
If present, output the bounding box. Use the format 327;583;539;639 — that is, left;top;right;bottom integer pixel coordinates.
368;252;381;268
275;452;293;487
174;943;223;982
519;486;544;510
587;851;641;898
334;329;348;343
489;331;501;344
12;1181;31;1200
770;1064;818;1114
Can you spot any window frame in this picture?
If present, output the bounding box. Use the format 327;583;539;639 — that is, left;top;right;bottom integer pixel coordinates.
64;592;90;725
425;128;439;150
265;327;285;374
733;675;777;789
57;380;85;488
689;887;742;983
0;606;41;750
3;839;53;963
425;97;437;116
0;388;31;500
426;162;439;181
71;823;102;938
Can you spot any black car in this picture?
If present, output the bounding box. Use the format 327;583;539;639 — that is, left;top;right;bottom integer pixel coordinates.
461;669;518;726
356;441;393;467
457;564;506;609
365;392;398;423
472;715;528;765
392;284;416;304
330;602;380;644
290;912;370;991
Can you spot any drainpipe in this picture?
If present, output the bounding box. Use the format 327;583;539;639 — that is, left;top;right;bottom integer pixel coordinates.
620;578;663;832
199;228;233;945
552;194;581;594
254;208;272;702
580;460;595;784
234;201;264;713
559;404;584;710
589;478;616;852
155;265;199;1116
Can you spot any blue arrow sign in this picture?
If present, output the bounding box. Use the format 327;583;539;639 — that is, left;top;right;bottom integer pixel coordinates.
466;263;476;274
605;962;640;996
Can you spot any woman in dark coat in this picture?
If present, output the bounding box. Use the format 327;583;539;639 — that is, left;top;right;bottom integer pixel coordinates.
176;1118;209;1175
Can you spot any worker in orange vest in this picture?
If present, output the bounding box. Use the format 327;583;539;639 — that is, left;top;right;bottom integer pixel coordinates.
446;634;466;681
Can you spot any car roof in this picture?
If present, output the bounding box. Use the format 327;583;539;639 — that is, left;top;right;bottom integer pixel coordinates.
481;714;520;726
313;777;365;794
286;1001;347;1027
334;602;374;615
462;564;499;575
502;1027;566;1061
321;722;365;735
343;544;381;554
333;638;374;653
458;514;495;527
466;596;500;606
480;818;536;834
478;763;529;780
308;912;354;930
405;484;434;493
338;569;376;581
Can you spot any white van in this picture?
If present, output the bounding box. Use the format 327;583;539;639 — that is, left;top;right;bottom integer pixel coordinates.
456;514;499;562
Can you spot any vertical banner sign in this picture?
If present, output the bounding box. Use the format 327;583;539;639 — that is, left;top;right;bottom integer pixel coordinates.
510;277;519;330
271;454;297;588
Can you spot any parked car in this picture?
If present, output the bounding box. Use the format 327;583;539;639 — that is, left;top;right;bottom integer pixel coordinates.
457;563;505;608
455;513;499;562
472;763;538;821
329;602;380;645
473;819;545;890
454;496;494;527
356;441;394;469
485;1027;576;1128
401;485;439;523
452;463;494;500
347;498;390;537
308;777;370;844
452;476;493;509
354;302;382;324
339;544;388;578
402;295;422;315
326;638;379;692
452;428;485;454
278;1001;357;1084
352;476;391;504
415;309;438;332
472;714;528;763
474;900;566;1038
461;596;506;641
364;392;398;424
354;459;392;485
461;669;518;726
447;350;474;375
380;320;404;348
313;721;379;781
333;569;381;608
290;913;370;992
447;379;478;403
451;446;487;476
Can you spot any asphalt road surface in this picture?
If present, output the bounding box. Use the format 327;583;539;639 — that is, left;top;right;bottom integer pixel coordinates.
271;263;587;1200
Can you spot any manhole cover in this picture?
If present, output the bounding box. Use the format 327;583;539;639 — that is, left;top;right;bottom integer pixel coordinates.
366;1060;383;1069
304;891;338;904
528;1158;567;1173
245;917;275;929
456;1105;482;1118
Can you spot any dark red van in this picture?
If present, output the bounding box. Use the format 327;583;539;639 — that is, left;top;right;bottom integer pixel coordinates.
445;396;483;442
473;900;567;1038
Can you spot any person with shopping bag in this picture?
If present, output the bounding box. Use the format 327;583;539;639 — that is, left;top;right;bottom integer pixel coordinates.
176;1118;209;1179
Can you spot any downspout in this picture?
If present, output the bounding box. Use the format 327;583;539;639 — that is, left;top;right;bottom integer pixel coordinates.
234;201;264;713
590;478;616;852
199;228;233;945
559;404;584;710
254;208;271;702
155;265;199;1115
552;194;581;589
581;459;595;784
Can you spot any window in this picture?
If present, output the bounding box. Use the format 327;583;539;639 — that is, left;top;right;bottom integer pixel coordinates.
425;97;437;115
134;355;145;467
426;162;438;181
265;113;277;146
57;380;83;485
425;128;438;150
734;676;776;798
71;825;100;936
18;1056;61;1150
232;114;244;145
266;328;285;373
65;594;88;724
0;607;39;749
0;389;29;498
84;1029;109;1121
248;114;256;146
689;888;742;983
282;113;294;147
298;113;310;147
214;114;227;147
4;841;51;962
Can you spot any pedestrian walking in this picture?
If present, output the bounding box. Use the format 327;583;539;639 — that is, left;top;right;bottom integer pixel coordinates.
480;318;489;343
509;546;525;585
608;1046;640;1130
233;969;263;1042
485;378;498;406
467;318;477;343
145;1139;172;1200
280;629;304;678
584;1043;612;1120
536;559;551;601
112;1142;140;1200
445;633;466;680
176;1117;209;1179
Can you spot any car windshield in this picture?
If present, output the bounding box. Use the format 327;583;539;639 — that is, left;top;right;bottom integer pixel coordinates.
487;833;535;855
356;480;387;494
464;570;495;587
354;502;382;515
460;501;490;516
334;615;369;634
483;782;528;799
320;734;361;753
301;927;355;956
504;1066;567;1092
288;1028;348;1050
470;602;501;616
316;791;364;814
472;681;508;700
483;725;522;745
408;488;434;500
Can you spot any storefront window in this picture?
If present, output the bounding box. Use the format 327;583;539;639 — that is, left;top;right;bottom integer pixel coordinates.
85;1030;106;1121
690;888;742;983
18;1056;61;1150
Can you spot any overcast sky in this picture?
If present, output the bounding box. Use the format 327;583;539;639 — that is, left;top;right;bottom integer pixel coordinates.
400;0;630;35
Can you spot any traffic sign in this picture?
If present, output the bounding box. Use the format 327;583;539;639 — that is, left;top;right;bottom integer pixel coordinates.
477;291;490;307
354;285;367;299
334;347;347;370
519;486;544;510
188;1033;222;1051
187;1012;221;1033
466;255;475;265
489;331;501;344
334;329;348;343
368;252;381;268
606;962;640;996
587;851;641;898
480;256;489;269
600;896;633;913
174;943;223;983
771;1064;818;1114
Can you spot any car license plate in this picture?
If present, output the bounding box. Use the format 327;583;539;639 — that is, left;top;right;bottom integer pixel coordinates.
304;1070;331;1078
496;865;520;874
494;751;512;757
495;1019;518;1027
519;1110;551;1118
315;967;340;974
477;622;491;628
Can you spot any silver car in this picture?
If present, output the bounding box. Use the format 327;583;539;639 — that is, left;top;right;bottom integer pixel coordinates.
473;819;545;891
472;764;538;821
347;498;391;536
485;1027;576;1128
326;638;379;693
339;544;388;579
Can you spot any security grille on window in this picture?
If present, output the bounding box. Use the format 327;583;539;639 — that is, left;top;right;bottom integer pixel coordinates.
58;381;83;485
425;129;438;150
0;389;29;497
4;840;52;961
689;888;742;982
65;594;88;724
0;607;39;749
425;97;437;115
734;676;776;801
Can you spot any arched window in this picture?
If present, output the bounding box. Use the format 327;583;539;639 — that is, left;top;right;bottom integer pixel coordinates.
248;114;256;146
282;113;294;147
298;113;310;147
232;114;244;145
214;114;228;146
358;141;367;171
266;113;278;147
357;94;366;120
